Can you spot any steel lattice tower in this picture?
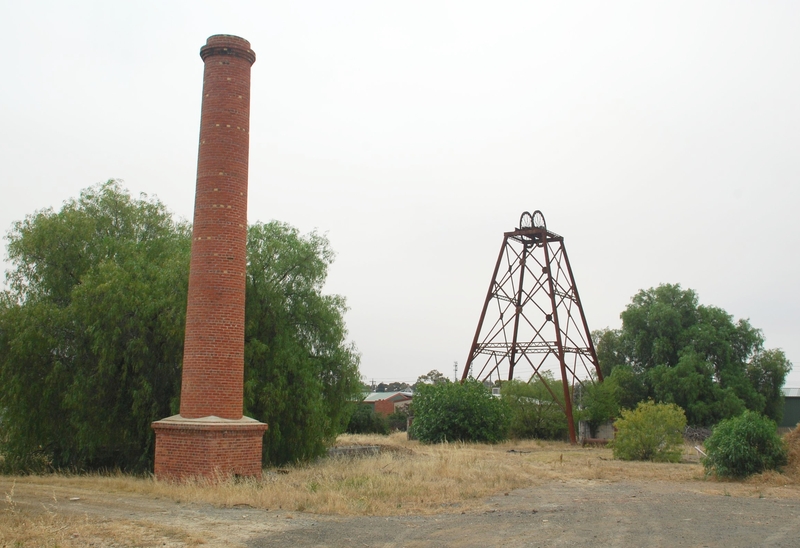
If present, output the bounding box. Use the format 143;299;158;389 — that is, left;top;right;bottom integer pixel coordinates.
461;211;602;443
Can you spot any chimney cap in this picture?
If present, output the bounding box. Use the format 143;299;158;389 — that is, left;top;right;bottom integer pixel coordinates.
200;34;255;65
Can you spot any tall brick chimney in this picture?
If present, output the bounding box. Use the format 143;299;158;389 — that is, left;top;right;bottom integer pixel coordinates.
152;35;267;480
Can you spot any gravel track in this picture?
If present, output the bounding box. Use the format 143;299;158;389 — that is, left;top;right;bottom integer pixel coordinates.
4;477;800;547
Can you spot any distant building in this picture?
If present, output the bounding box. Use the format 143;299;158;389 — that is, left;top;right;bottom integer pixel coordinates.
781;387;800;430
361;391;413;416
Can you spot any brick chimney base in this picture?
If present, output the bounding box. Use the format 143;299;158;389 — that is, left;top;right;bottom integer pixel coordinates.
152;415;267;481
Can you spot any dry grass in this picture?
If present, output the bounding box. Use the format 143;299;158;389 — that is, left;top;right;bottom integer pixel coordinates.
2;433;706;520
0;480;201;547
7;432;800;545
783;425;800;478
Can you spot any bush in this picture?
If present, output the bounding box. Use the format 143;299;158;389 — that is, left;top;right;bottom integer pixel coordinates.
411;379;509;443
346;405;389;435
703;410;787;478
611;401;686;462
501;377;569;440
578;376;620;437
387;408;409;432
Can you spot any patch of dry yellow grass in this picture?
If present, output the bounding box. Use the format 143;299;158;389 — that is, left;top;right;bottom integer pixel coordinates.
8;431;800;545
3;433;706;519
1;480;201;547
16;432;800;545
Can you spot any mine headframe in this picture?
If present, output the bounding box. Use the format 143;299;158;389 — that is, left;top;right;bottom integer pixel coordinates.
461;210;602;444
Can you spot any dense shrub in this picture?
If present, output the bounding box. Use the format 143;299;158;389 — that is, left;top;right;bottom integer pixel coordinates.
611;401;686;462
501;377;569;440
387;408;409;432
410;379;509;443
703;410;787;478
578;376;620;437
346;405;389;435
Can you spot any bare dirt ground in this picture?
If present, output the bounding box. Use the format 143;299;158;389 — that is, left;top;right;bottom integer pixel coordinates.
5;474;800;548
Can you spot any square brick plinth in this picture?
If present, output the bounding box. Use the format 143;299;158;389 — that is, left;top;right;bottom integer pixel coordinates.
152;415;268;481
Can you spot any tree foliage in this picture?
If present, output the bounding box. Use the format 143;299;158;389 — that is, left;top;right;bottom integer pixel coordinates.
611;401;687;462
387;408;410;431
0;181;190;471
412;369;449;392
0;182;361;471
243;221;362;464
594;284;792;426
501;376;569;440
703;411;787;478
410;379;509;444
578;375;620;437
376;381;411;393
345;405;389;435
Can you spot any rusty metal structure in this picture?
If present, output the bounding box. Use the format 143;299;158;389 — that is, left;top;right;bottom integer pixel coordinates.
461;211;602;443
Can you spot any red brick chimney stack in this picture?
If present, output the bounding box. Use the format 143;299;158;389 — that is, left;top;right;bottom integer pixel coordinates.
181;34;254;419
152;35;267;480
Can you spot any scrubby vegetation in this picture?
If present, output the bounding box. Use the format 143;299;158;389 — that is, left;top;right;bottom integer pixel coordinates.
346;405;389;435
703;410;787;478
578;375;620;437
611;401;686;462
410;379;509;443
387;408;410;432
501;376;569;440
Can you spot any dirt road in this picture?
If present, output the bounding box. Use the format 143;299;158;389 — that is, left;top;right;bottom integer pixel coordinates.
5;477;800;547
248;480;800;547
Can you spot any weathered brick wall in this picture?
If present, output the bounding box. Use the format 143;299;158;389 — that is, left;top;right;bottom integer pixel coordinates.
180;35;256;420
373;399;396;416
153;420;266;480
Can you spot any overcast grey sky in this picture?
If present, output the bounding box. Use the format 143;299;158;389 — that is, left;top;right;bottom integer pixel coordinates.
2;1;799;386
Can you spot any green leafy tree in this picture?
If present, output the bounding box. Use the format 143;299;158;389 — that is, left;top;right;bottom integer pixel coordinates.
703;411;787;478
243;221;362;465
0;182;361;471
579;375;620;437
410;379;509;444
593;328;626;379
376;381;411;393
595;284;792;425
412;369;450;392
345;405;389;435
0;181;190;471
501;376;569;440
387;407;410;431
611;401;687;462
747;350;792;422
606;364;649;411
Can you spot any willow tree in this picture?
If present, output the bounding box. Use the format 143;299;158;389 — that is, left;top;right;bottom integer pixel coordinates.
0;181;361;471
0;181;190;471
244;221;362;464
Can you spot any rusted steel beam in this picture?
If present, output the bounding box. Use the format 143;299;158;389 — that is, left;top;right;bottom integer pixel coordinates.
462;211;601;444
